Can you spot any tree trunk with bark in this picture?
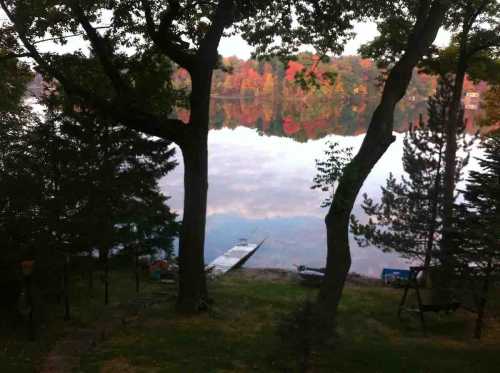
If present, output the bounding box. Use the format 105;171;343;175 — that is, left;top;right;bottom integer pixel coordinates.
317;0;450;322
474;259;492;339
423;139;444;275
176;68;212;313
440;57;467;265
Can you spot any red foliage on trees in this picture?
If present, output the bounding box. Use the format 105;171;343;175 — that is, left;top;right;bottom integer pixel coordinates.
285;61;305;81
283;116;301;135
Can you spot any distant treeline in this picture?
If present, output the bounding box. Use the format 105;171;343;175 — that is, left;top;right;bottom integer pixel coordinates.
172;54;487;140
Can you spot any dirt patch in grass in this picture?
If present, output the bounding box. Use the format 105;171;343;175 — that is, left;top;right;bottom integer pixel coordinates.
100;356;136;373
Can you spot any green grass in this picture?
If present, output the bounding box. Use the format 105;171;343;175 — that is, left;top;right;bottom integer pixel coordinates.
75;271;500;373
0;268;159;373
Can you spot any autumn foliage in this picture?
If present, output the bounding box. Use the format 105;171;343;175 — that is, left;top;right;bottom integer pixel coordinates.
172;54;487;141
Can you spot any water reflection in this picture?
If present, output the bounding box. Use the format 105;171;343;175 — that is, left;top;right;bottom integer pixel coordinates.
161;125;409;277
178;96;480;139
176;98;429;141
165;96;483;277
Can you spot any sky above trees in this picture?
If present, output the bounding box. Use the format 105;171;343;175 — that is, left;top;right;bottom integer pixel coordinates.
0;9;451;59
218;22;452;59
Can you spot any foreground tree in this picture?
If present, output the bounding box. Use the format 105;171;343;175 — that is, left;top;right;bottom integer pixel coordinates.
316;0;451;322
0;0;233;311
1;0;384;312
350;77;473;271
0;45;40;313
1;83;179;316
42;105;178;305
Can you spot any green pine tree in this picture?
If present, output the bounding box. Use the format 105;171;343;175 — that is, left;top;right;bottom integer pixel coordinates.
350;77;473;269
453;133;500;338
39;103;179;304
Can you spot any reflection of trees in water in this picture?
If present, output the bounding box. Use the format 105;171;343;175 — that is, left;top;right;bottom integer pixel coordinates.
175;96;478;141
173;55;483;140
205;97;429;141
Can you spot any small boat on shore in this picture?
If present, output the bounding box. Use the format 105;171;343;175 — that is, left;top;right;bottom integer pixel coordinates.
296;265;325;287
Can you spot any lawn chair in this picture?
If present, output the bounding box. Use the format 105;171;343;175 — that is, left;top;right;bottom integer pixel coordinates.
398;266;461;335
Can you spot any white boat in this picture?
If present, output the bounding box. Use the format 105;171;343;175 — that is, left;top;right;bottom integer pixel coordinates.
206;238;265;277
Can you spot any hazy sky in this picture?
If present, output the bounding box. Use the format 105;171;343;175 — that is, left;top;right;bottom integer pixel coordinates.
217;23;380;59
2;8;452;60
218;22;452;59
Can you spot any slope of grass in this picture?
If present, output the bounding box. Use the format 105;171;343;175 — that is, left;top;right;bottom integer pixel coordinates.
77;270;500;373
0;269;158;373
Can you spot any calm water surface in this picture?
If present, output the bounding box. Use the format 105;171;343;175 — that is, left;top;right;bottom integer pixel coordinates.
162;100;480;277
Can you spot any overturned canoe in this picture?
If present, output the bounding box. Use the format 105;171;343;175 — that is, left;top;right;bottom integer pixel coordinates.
207;239;265;277
297;266;325;287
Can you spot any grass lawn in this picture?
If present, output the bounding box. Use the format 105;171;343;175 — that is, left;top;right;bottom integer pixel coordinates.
0;269;159;373
75;270;500;373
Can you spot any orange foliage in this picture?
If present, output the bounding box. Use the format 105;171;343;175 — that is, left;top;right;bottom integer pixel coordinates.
169;54;488;140
286;61;305;81
359;59;373;70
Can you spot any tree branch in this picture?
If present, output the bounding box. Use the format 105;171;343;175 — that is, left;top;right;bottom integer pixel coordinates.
465;28;500;58
69;1;128;94
31;26;111;45
0;52;31;61
463;0;490;34
0;0;188;145
144;0;196;70
142;0;157;37
0;1;73;89
198;0;234;66
107;109;188;145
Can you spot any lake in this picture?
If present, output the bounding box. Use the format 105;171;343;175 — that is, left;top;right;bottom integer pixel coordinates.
162;99;481;277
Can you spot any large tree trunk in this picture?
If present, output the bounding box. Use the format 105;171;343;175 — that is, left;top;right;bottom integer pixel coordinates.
317;1;449;321
440;57;467;264
474;259;492;339
176;68;212;313
424;140;444;274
